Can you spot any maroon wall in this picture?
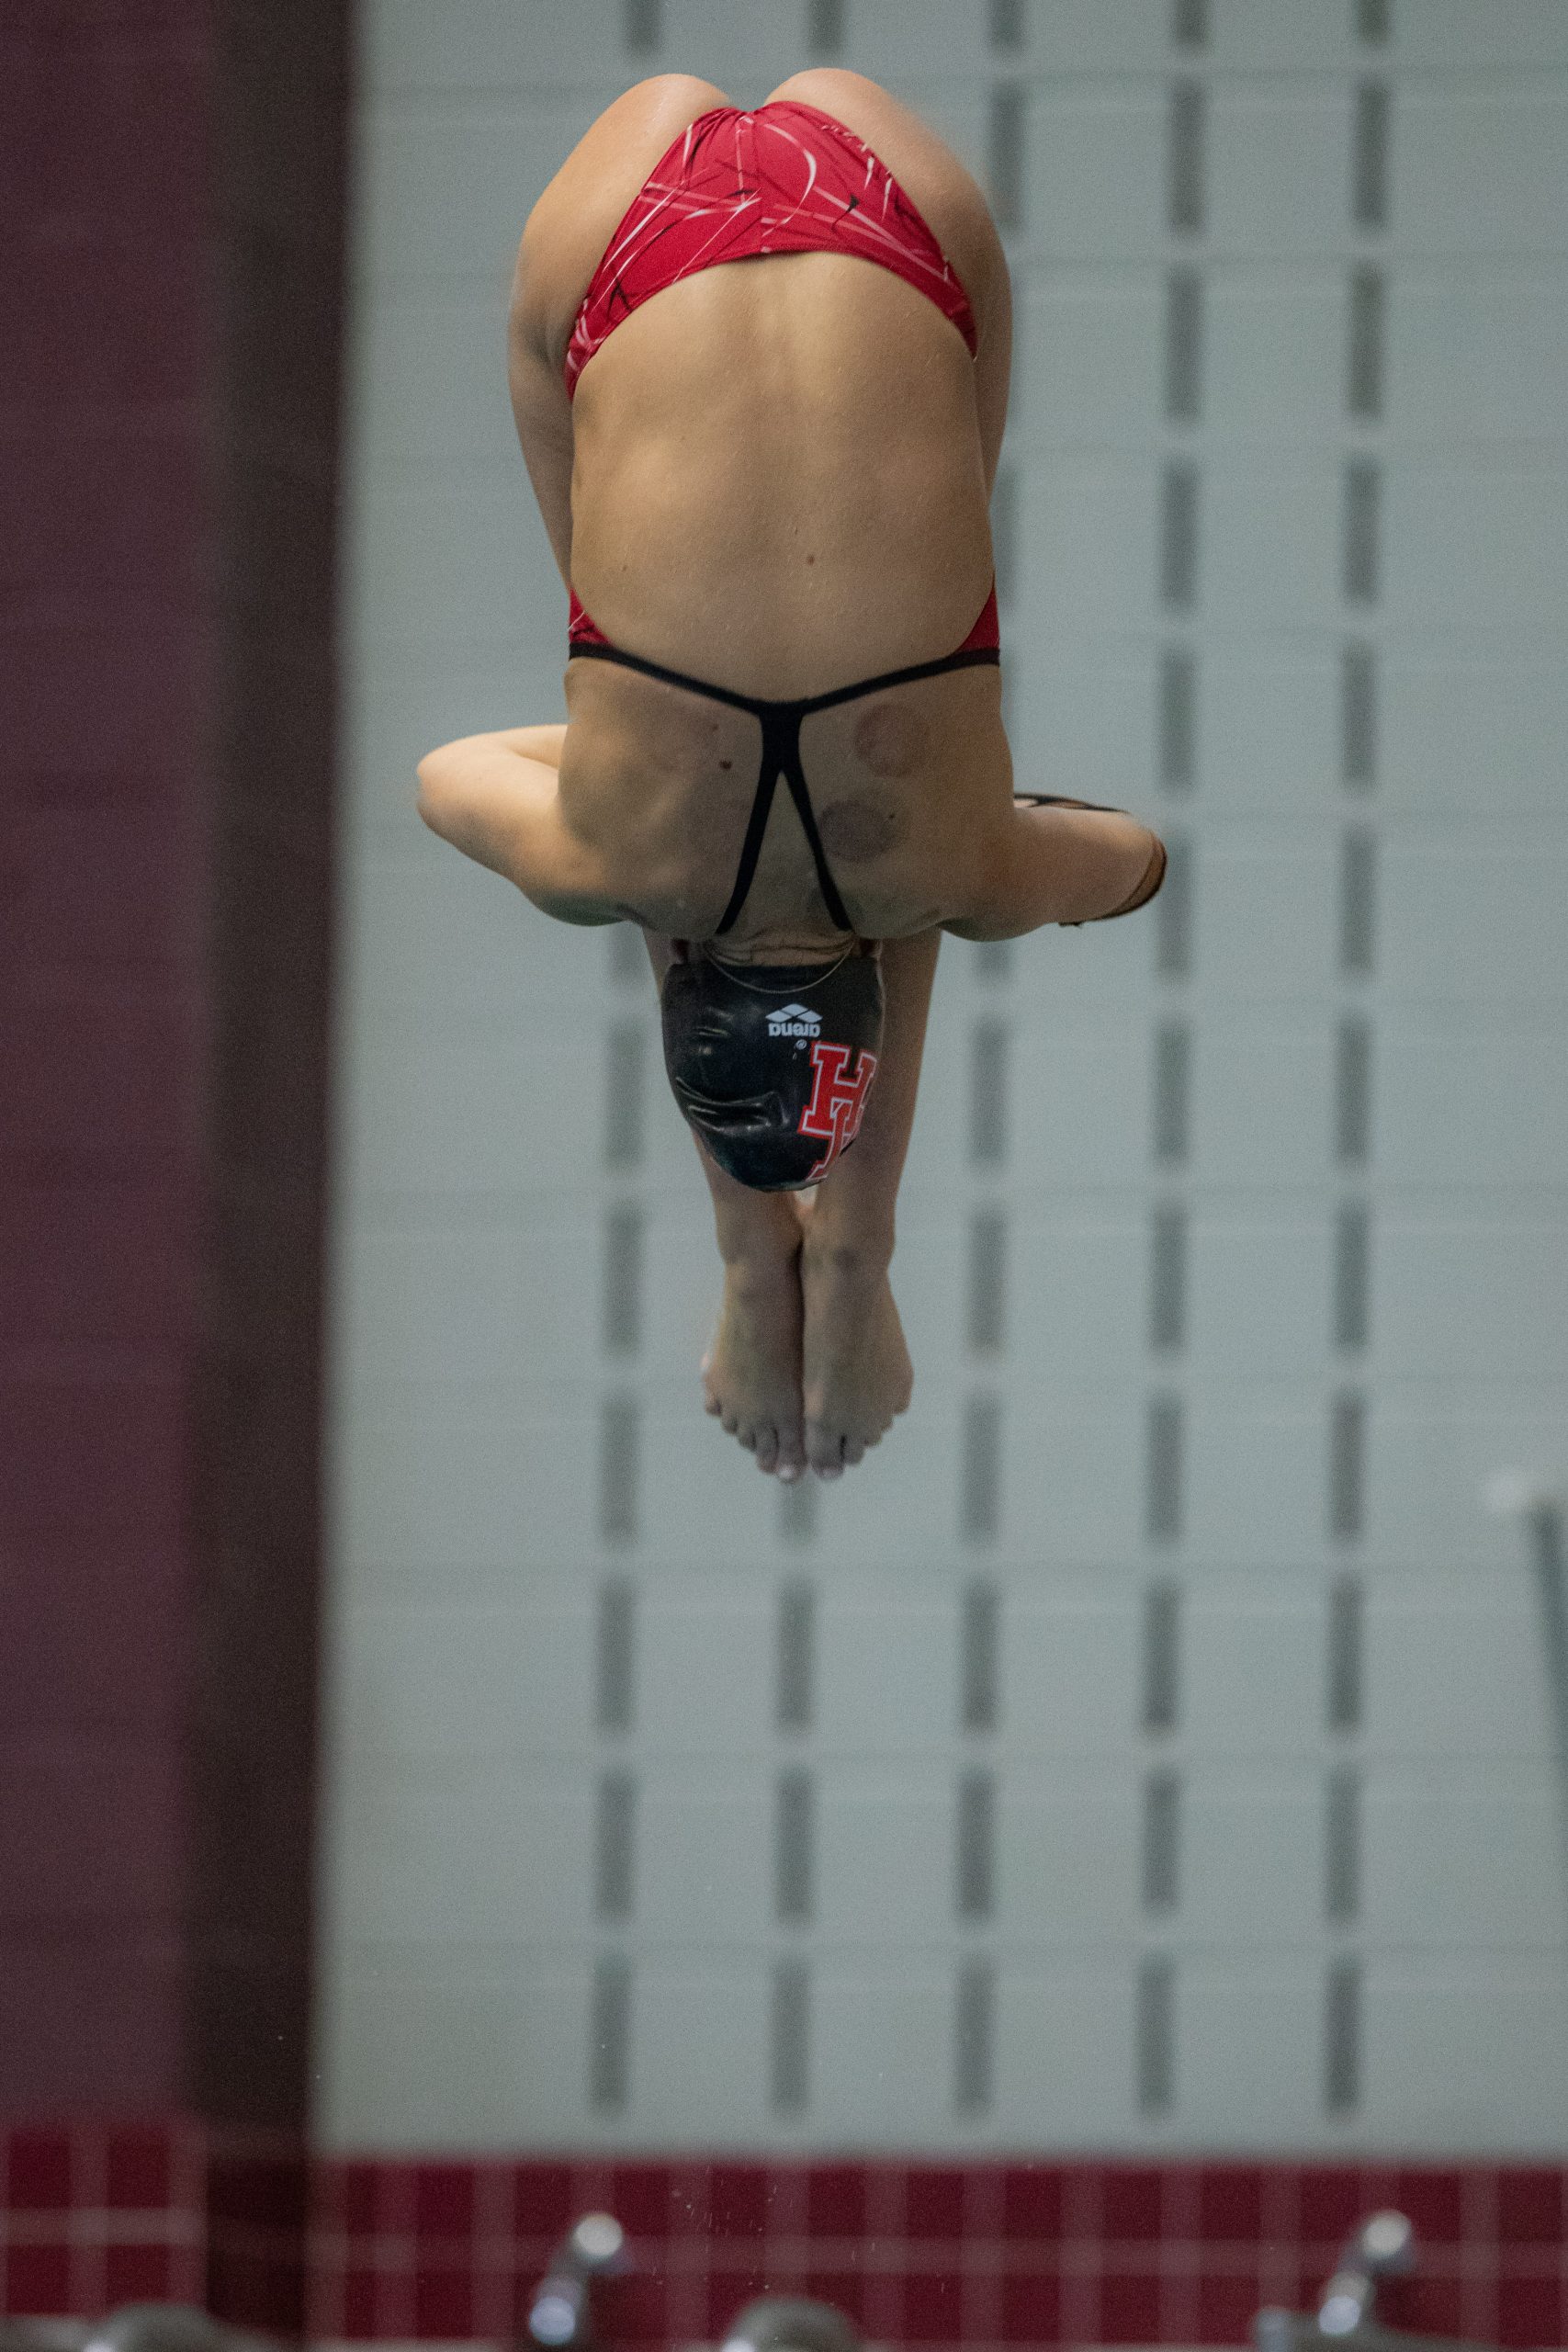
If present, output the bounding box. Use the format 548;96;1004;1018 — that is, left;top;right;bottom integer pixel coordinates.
0;0;349;2155
190;0;349;2136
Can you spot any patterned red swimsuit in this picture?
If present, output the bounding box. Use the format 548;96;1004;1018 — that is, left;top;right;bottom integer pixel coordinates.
564;100;977;396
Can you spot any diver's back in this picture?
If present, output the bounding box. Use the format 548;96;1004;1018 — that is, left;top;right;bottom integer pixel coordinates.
568;248;995;699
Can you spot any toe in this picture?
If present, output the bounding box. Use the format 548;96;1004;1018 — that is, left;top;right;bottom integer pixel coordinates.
736;1423;758;1453
804;1419;840;1477
754;1425;781;1475
807;1427;845;1479
720;1408;739;1435
842;1435;867;1468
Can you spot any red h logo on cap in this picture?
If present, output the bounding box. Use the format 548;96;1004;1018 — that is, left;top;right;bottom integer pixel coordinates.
798;1040;879;1181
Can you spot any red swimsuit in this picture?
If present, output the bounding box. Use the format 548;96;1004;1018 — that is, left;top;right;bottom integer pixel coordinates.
565;99;977;396
563;99;999;934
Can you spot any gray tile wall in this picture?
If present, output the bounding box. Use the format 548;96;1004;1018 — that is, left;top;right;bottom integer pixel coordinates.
319;0;1568;2152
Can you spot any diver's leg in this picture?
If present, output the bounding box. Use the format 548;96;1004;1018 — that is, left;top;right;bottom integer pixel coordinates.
797;928;941;1476
643;933;809;1482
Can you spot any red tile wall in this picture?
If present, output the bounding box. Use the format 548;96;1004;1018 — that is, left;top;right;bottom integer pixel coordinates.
9;2129;1563;2348
302;2154;1567;2350
2;2123;207;2324
0;2120;306;2335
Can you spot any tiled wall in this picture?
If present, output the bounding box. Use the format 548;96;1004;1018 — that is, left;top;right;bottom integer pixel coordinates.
1;2124;205;2322
306;2154;1568;2349
7;2131;1568;2346
323;0;1568;2156
0;2120;308;2334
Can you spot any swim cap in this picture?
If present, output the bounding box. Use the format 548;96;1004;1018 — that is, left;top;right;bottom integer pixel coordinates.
660;946;885;1191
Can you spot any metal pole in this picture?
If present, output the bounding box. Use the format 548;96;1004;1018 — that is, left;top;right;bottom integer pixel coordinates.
1526;1500;1568;1893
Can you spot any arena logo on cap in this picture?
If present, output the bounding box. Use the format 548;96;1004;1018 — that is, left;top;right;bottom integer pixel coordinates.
766;1001;822;1039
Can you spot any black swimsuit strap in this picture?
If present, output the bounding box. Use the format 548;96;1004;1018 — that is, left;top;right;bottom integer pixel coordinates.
569;636;1001;934
793;642;1000;714
570;639;772;714
770;722;855;934
568;636;999;717
713;730;785;934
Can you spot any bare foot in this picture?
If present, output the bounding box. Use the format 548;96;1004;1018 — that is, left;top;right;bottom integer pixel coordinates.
799;1240;914;1478
702;1247;807;1480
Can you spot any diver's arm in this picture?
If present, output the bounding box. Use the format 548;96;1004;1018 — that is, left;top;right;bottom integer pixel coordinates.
416;726;620;925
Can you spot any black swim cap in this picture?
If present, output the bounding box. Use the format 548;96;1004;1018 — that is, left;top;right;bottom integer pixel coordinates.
660;946;886;1191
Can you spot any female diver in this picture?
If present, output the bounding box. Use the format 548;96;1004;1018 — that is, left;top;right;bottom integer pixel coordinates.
416;71;1166;1484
